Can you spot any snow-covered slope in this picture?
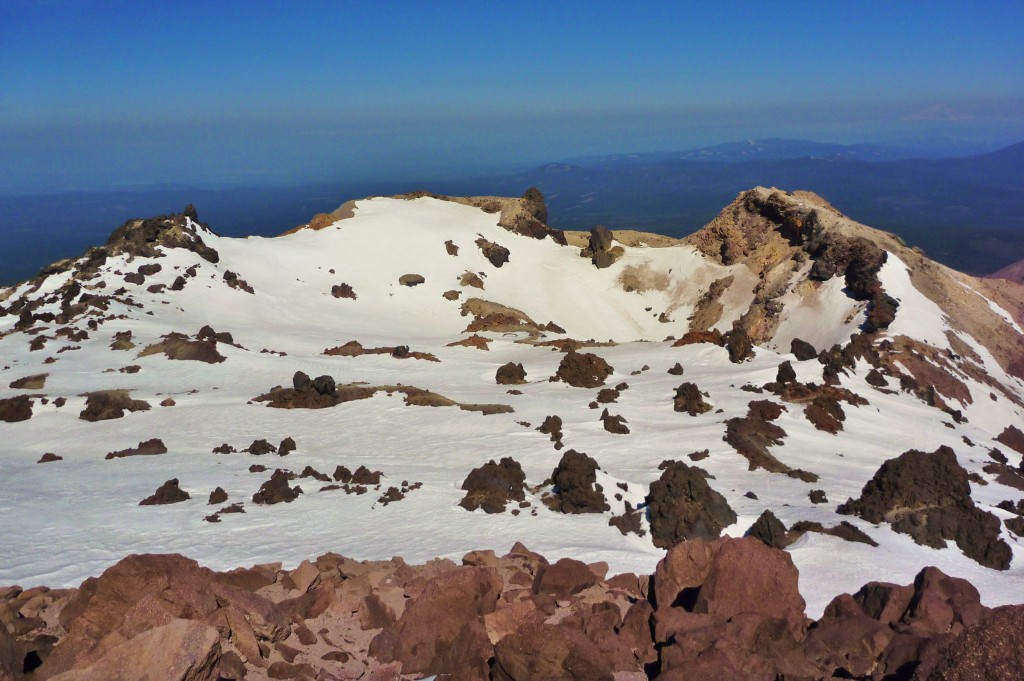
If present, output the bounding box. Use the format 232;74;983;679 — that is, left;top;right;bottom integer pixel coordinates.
1;190;1023;617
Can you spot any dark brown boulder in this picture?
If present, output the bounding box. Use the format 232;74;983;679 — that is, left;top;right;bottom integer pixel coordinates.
459;458;527;513
292;371;312;392
253;470;302;505
838;446;1012;569
9;373;47;389
522;187;549;224
246;439;277;455
139;478;190;505
105;438;167;459
646;461;737;548
805;396;845;433
747;509;788;548
667;362;684;375
599;408;630;434
552;350;613;388
995;424;1024;456
0;395;33;422
549;449;609;513
475;237;510;267
724;327;754;363
790;338;817;361
495;362;527;385
673;382;712;415
139;332;226;363
331;283;356;299
269;438;294;459
208;487;228;505
776;359;797;384
79;390;151;421
399;273;425;287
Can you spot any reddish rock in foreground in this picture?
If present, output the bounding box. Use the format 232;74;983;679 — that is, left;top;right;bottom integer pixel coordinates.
0;538;1019;681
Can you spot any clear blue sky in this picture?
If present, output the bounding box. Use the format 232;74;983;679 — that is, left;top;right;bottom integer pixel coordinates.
2;0;1022;192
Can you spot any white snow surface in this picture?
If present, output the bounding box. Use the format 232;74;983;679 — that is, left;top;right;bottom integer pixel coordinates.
1;197;1023;617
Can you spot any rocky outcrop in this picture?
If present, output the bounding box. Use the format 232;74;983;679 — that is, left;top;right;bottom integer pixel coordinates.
139;478;190;505
79;390;151;422
580;226;623;269
996;424;1024;456
551;350;613;388
0;395;33;423
495;362;526;385
398;273;425;287
8;373;46;390
838;445;1012;569
105;438;167;459
646;461;737;548
252;470;302;505
459;458;527;513
138;330;226;364
2;540;1021;681
475;237;510;268
548;449;609;513
102;206;219;263
673;382;712;415
331;283;356;299
747;509;788;548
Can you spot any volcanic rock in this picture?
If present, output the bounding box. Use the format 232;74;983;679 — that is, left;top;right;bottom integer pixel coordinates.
246;439;277;455
996;424;1024;456
838;445;1011;569
331;283;356;299
599;408;629;434
0;395;33;422
399;274;425;287
747;509;788;548
79;391;151;421
459;458;527;513
139;479;190;505
278;437;296;456
105;438;167;459
646;461;737;548
790;338;818;361
673;382;712;415
551;350;613;388
253;471;302;505
549;449;609;513
9;373;47;389
475;237;510;267
495;362;526;385
138;332;225;364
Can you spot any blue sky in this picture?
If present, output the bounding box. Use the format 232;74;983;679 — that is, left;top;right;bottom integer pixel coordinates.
2;1;1022;192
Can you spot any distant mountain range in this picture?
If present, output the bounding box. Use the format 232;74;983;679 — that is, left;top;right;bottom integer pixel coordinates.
1;139;1022;284
445;140;1024;276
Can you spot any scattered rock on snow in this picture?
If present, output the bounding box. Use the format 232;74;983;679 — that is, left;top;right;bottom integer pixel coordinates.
646;460;737;548
139;479;190;505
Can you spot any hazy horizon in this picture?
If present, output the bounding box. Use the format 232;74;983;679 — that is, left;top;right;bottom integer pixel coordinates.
3;2;1023;195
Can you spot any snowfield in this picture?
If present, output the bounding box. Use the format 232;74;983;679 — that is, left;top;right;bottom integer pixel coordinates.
1;195;1023;618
